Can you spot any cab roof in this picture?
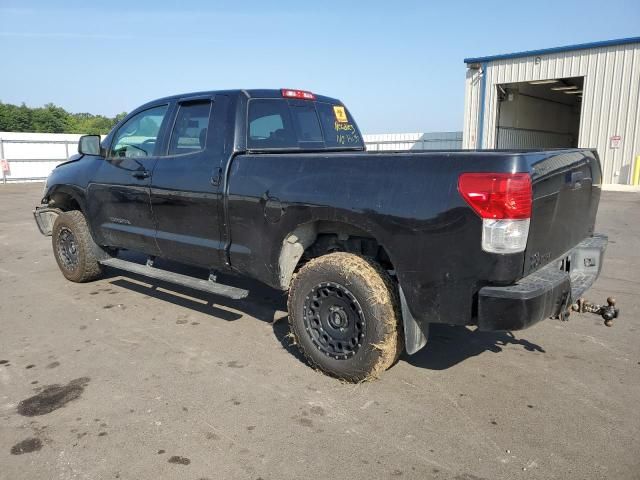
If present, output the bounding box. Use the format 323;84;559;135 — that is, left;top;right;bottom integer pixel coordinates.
137;89;342;110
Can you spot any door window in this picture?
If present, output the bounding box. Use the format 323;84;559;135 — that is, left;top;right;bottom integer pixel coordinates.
109;105;168;158
168;101;212;155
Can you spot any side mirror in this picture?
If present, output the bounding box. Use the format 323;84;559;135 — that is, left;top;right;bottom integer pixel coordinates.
78;135;102;156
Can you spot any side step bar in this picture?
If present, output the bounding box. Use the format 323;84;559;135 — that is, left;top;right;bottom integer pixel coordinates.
99;258;249;300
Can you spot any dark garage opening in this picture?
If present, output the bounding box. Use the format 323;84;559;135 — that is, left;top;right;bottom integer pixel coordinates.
495;76;583;149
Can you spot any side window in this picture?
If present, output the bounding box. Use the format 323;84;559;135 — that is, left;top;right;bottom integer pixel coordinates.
109;105;168;158
247;99;297;149
168;101;212;155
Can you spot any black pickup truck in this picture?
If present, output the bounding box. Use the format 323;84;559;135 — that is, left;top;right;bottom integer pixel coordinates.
34;88;609;381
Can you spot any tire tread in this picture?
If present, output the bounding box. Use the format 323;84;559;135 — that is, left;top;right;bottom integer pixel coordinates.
52;210;105;283
287;252;403;382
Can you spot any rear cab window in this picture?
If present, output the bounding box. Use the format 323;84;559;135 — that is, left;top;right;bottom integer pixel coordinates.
315;102;362;148
247;98;363;151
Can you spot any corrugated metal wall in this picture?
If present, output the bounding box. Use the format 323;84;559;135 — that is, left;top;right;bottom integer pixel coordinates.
495;127;574;149
364;132;462;151
463;42;640;184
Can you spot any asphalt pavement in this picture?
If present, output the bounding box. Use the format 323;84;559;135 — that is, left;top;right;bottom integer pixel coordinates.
1;183;638;480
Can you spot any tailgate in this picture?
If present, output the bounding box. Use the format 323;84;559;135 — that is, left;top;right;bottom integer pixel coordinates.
523;149;602;275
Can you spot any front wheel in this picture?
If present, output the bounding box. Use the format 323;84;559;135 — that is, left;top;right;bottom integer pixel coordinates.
51;210;107;283
287;252;403;382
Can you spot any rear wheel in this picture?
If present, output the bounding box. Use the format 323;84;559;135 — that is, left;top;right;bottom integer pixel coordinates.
51;210;107;283
288;252;403;382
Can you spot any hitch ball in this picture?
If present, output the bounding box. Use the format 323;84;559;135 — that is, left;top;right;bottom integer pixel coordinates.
602;297;618;327
571;297;619;327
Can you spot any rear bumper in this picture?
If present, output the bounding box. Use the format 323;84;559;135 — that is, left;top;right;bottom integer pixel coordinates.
477;234;607;331
33;206;61;236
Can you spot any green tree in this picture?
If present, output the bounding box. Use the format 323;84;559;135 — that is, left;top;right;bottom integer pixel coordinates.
0;100;125;134
14;103;34;131
0;102;17;131
32;103;69;133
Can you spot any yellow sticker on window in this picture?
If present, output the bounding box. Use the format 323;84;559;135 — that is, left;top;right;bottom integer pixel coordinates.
333;105;348;123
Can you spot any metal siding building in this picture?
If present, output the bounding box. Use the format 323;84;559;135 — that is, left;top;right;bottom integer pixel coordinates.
463;37;640;185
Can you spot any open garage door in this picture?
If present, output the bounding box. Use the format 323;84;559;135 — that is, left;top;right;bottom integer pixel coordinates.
495;77;583;149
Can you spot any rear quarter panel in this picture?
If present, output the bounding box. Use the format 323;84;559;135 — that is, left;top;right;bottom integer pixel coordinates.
226;151;527;326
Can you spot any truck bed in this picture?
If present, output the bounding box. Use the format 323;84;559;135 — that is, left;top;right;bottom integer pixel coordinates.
227;148;601;329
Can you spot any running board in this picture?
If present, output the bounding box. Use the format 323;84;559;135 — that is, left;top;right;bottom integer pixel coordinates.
99;258;249;300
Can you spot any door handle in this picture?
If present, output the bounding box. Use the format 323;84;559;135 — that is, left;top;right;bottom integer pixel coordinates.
131;170;150;179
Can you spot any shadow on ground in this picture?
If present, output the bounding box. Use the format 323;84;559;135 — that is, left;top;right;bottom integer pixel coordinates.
104;254;545;372
107;274;287;324
104;251;288;322
106;266;306;364
404;323;545;370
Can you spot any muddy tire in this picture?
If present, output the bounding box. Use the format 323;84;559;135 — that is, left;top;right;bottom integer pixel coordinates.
288;252;403;382
51;210;107;283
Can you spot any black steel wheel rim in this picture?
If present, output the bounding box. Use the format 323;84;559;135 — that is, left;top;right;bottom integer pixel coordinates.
57;227;79;270
302;281;366;360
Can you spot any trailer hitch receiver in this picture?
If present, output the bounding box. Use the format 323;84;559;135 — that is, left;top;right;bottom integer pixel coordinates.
571;297;619;327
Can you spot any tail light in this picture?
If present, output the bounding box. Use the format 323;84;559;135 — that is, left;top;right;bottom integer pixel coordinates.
458;173;532;253
281;89;315;100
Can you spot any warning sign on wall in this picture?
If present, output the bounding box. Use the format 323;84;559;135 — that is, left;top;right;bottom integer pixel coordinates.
610;135;622;149
0;159;9;173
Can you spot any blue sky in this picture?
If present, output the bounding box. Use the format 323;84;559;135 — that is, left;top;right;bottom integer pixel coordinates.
1;0;639;133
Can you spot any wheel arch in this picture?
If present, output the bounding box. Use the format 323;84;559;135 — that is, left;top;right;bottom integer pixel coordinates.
276;219;395;290
277;219;428;356
45;185;102;244
47;185;87;214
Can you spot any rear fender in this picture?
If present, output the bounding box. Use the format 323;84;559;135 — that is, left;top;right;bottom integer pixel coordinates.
276;219;429;355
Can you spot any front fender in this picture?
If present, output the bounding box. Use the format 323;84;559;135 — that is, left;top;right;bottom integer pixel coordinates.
41;183;101;244
46;183;88;213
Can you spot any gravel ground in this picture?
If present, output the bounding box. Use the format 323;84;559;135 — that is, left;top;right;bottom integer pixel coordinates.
0;183;638;480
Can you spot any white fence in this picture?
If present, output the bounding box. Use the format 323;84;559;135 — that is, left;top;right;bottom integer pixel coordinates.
0;131;464;183
0;132;85;183
363;132;463;151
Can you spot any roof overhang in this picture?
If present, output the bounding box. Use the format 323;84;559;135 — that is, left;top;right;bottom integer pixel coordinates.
464;36;640;65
